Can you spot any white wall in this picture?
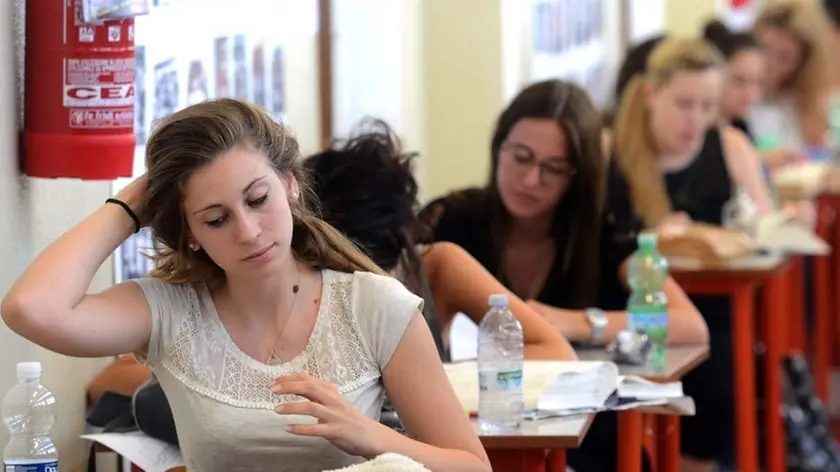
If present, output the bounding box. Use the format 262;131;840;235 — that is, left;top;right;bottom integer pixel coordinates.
1;2;114;471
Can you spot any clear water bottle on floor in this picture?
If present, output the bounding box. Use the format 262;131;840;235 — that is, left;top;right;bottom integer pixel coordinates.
2;362;58;472
477;294;524;433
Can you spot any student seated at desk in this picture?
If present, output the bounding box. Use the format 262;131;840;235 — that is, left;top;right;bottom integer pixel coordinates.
608;38;773;472
84;122;576;444
303;121;577;362
2;99;490;472
418;79;709;472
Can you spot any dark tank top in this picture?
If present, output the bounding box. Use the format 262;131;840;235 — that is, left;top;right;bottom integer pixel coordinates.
607;127;733;333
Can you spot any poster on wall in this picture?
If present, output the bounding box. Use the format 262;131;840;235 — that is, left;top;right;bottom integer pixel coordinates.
270;46;286;117
232;34;248;100
113;228;156;283
187;60;210;105
152;57;180;126
251;40;267;107
530;0;609;106
135;45;148;145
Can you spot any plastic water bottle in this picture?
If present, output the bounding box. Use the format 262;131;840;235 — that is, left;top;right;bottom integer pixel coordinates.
627;233;669;368
2;362;58;472
477;294;524;432
722;188;760;239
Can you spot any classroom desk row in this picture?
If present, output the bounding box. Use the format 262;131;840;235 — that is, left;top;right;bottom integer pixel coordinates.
113;250;811;472
482;251;807;472
478;345;710;472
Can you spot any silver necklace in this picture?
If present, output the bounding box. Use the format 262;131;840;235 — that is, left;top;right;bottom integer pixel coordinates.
265;266;301;365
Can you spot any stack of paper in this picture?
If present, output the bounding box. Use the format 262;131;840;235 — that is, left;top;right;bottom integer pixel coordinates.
445;361;694;419
444;360;619;414
756;212;830;255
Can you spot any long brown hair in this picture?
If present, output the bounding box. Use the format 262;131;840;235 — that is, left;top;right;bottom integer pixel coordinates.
138;98;385;284
755;0;835;145
614;38;724;228
477;79;604;307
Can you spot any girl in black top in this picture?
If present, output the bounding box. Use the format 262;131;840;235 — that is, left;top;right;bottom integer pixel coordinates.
419;79;709;472
610;37;775;472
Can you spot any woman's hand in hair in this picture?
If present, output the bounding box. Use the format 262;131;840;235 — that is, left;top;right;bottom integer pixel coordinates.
115;173;149;214
272;373;392;458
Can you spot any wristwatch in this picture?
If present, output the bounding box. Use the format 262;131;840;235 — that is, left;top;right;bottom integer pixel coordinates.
584;308;608;345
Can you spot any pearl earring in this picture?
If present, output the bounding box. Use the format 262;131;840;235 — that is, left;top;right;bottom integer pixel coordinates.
291;191;299;199
189;242;199;251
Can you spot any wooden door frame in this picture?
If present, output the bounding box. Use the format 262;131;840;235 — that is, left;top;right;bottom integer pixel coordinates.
317;0;333;149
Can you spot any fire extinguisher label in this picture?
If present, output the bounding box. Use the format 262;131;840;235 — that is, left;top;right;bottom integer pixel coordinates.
64;57;135;129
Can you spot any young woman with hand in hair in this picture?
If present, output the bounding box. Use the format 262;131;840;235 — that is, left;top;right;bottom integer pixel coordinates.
1;99;490;472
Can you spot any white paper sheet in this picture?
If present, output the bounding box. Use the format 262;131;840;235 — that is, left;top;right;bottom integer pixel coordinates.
82;431;184;472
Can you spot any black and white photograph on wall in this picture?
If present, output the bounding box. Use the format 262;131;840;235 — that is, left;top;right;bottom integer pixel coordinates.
532;0;559;53
251;41;267;108
114;228;156;283
152;57;179;124
134;45;147;145
187;60;210;105
270;46;286;116
214;36;231;98
233;34;248;100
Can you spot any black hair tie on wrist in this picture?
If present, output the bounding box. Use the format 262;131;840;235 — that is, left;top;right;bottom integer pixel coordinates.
106;198;141;234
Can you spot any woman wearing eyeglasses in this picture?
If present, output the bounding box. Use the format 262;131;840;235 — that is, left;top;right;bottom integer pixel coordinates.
419;79;708;472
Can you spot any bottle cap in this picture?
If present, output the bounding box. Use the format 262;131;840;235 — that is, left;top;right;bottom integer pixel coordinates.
17;361;42;381
488;294;509;308
638;232;657;250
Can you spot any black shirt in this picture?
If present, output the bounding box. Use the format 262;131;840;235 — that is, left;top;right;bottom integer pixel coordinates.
419;188;638;312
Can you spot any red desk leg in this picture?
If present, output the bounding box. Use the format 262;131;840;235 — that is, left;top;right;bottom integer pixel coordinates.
731;282;759;472
815;199;834;402
788;257;804;352
487;449;546;472
655;415;681;472
546;450;567;472
762;272;788;472
618;410;644;472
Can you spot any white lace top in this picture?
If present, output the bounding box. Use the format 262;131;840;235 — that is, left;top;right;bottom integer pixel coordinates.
132;270;422;472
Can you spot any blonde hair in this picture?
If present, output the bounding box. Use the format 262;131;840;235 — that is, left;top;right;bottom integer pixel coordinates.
614;38;724;228
756;0;836;145
139;98;385;284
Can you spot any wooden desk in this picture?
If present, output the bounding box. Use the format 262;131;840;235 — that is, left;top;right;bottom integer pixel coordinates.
477;414;593;472
578;345;710;472
671;253;789;472
577;345;710;382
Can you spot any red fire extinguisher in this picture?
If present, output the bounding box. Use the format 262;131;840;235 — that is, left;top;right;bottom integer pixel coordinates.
23;0;137;180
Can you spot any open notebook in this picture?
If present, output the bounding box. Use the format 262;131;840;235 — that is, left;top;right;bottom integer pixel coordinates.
445;360;685;418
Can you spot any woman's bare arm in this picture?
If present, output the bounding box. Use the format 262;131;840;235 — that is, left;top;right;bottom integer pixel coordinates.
2;181;153;357
530;261;709;345
422;242;577;360
722;126;775;215
381;315;491;472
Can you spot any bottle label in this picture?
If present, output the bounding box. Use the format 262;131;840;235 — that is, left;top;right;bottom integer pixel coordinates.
3;460;58;472
628;307;668;342
479;368;523;392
